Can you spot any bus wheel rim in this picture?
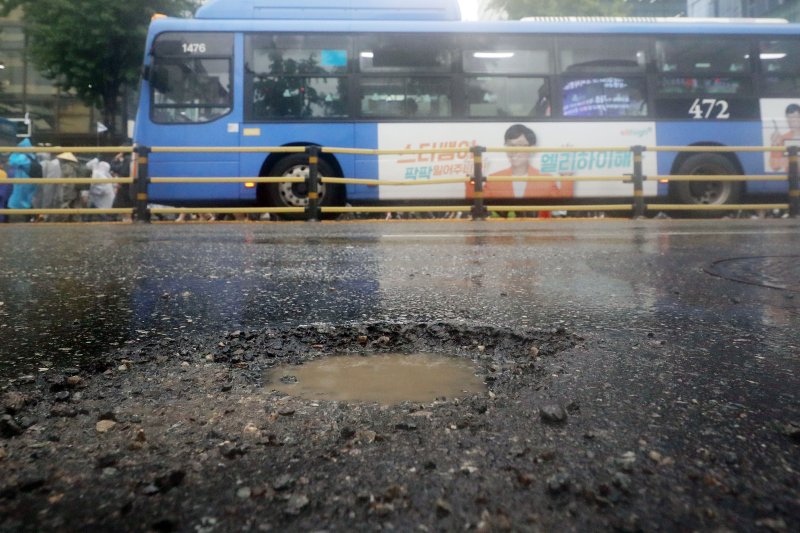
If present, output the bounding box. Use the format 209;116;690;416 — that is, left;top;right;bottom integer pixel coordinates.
688;172;731;204
278;165;325;207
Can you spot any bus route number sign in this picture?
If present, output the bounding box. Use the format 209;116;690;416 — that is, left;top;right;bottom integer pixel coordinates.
152;33;233;57
688;98;730;120
182;43;207;54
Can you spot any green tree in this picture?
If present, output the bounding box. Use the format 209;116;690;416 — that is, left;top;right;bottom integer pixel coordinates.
488;0;629;19
0;0;200;136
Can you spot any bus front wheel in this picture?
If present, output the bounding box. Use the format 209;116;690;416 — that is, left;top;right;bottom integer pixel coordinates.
266;154;343;218
672;153;741;209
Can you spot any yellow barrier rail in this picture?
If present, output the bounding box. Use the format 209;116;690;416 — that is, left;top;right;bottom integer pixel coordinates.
0;146;133;154
647;203;789;211
150;146;305;154
487;204;633;212
486;175;624;182
322;205;472;214
1;142;797;222
322;147;470;156
0;208;132;216
485;146;631;154
322;177;469;186
1;178;133;185
652;174;786;182
649;145;785;153
149;207;304;215
150;177;304;184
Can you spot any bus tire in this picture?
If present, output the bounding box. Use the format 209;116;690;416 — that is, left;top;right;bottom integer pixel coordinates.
266;154;343;219
672;154;740;212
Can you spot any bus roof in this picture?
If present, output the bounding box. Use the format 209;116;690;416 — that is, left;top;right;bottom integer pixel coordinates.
149;17;800;37
194;0;462;21
521;16;790;25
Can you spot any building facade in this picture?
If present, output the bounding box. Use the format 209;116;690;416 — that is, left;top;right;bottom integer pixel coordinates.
0;9;107;146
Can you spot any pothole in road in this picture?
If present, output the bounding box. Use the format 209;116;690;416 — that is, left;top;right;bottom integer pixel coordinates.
207;321;579;401
268;353;486;405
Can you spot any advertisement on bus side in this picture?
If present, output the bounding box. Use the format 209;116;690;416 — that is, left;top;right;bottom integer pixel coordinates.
377;122;658;200
761;98;800;174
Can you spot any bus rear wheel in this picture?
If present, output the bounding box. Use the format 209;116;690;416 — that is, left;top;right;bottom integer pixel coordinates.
266;154;343;219
672;153;740;214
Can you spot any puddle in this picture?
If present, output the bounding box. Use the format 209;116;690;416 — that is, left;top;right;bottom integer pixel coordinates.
268;353;486;405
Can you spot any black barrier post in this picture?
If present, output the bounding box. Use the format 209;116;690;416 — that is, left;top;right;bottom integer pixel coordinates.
470;145;488;220
306;145;321;222
133;145;151;224
788;145;799;218
631;145;646;219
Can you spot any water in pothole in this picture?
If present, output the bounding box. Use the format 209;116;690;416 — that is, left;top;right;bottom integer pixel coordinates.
268;353;486;405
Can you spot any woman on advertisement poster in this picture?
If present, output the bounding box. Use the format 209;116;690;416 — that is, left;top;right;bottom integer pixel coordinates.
769;103;800;172
466;124;573;200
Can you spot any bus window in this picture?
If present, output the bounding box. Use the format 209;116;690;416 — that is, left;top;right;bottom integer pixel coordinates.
561;77;647;118
360;77;451;118
558;37;648;74
462;36;551;74
358;35;453;72
251;77;349;119
245;34;350;119
462;36;552;118
248;35;350;75
760;39;800;96
150;33;233;124
657;77;751;96
655;38;750;73
465;77;550;118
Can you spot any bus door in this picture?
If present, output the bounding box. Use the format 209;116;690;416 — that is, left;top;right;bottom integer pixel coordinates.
144;32;239;204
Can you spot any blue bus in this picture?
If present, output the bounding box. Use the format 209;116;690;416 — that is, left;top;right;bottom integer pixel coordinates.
133;0;800;216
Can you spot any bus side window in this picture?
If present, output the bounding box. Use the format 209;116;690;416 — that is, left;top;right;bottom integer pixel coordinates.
461;36;552;120
245;34;351;120
561;77;647;118
656;38;750;74
760;39;800;96
360;78;451;119
464;77;550;119
558;37;648;74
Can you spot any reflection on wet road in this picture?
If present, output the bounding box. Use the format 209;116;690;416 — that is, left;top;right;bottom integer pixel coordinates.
0;221;798;381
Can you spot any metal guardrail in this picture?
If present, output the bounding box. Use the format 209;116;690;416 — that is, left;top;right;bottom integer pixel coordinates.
1;144;798;222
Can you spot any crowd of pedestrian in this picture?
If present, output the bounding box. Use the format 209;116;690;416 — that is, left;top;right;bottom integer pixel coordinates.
0;138;131;223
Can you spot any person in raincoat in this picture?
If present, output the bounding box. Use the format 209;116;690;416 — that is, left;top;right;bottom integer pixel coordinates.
37;153;63;221
56;152;82;222
7;138;36;222
0;156;10;223
86;157;116;221
110;149;133;222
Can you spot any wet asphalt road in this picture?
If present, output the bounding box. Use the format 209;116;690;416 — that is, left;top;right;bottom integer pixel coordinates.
1;219;798;375
1;218;799;530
